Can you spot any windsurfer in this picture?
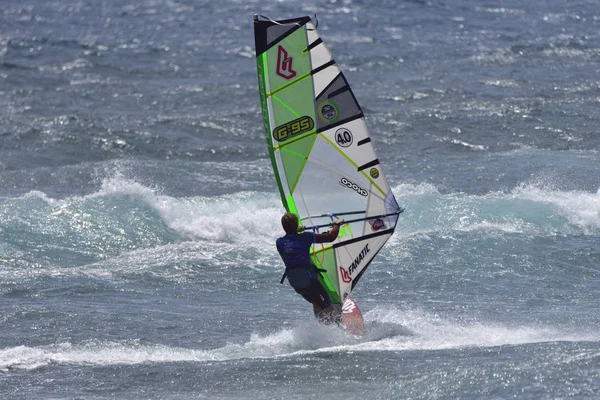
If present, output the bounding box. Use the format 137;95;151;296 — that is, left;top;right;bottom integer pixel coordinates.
276;212;344;324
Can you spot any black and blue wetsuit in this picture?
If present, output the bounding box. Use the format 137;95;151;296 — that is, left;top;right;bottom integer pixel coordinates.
276;231;332;310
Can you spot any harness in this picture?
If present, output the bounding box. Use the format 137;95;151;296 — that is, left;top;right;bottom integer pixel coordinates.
280;265;327;284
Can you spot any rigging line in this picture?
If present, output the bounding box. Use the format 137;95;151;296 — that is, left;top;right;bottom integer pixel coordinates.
302;210;367;220
304;210;404;230
281;146;307;160
284;130;319;195
267;69;312;98
270;59;338;99
255;14;302;27
311;244;333;255
333;228;396;249
308;14;319;31
254;14;318;30
272;95;300;118
313;238;326;265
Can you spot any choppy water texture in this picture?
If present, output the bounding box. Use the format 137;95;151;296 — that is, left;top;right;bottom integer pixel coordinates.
1;0;599;399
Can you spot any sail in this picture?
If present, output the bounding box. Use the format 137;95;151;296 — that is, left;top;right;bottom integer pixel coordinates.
254;15;403;304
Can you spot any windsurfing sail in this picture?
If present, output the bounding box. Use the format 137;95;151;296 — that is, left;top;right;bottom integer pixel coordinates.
254;15;404;304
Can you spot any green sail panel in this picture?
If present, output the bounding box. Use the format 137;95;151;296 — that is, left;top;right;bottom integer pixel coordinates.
254;15;403;304
280;136;316;194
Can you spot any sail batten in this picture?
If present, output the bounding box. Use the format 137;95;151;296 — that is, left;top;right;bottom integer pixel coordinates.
254;15;403;303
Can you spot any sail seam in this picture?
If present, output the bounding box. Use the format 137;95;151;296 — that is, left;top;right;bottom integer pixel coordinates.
268;70;313;98
357;159;380;172
315;71;341;100
328;85;351;99
272;95;301;118
332;229;394;249
311;60;336;76
316;113;364;133
303;38;323;53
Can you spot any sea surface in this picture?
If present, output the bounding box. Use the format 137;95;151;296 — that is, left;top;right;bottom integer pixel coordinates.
1;0;599;398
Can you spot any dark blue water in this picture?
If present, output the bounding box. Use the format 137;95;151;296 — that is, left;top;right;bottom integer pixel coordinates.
1;1;599;398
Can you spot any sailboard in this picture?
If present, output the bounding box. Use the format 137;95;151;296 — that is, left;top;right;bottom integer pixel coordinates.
254;15;404;323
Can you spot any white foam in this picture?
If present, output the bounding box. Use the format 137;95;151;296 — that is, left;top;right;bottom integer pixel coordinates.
511;184;600;233
390;180;600;236
42;172;600;239
392;182;440;197
91;173;158;199
440;137;488;151
481;79;520;87
0;341;215;371
19;190;60;206
455;219;527;234
152;193;283;243
17;172;285;244
2;307;597;371
357;307;598;351
86;173;286;243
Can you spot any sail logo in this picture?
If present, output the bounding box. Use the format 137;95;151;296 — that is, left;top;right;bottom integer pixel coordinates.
276;45;296;80
318;101;339;123
335;128;353;148
348;243;370;276
339;266;352;283
370;218;386;231
273;116;314;142
342;299;357;314
341;177;368;197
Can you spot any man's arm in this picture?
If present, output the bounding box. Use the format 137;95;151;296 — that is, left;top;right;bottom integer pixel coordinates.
314;219;344;243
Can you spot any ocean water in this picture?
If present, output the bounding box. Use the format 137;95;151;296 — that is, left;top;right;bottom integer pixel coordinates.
1;0;599;398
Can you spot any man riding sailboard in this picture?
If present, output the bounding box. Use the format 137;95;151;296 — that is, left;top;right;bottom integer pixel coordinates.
277;212;344;324
254;15;404;333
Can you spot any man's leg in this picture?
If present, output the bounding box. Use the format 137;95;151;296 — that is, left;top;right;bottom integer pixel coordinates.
309;280;342;325
312;303;337;325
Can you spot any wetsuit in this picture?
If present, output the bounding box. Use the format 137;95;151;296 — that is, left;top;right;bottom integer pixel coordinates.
276;231;332;310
